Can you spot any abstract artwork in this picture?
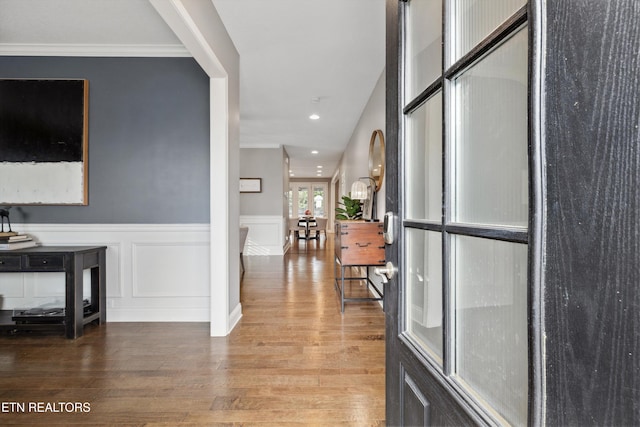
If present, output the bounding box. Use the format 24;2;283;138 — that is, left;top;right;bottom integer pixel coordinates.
0;79;89;205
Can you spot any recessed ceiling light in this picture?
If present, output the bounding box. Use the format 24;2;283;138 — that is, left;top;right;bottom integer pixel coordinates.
311;150;319;154
309;114;320;120
317;165;323;168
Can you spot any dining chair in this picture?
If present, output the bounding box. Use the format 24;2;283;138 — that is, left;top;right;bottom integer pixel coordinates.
239;226;249;271
290;218;305;239
311;217;327;239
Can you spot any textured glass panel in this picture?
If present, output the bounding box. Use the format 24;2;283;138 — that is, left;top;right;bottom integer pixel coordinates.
297;186;309;217
406;228;443;363
406;0;442;101
452;0;525;63
312;185;326;217
454;236;528;425
406;92;442;221
453;27;528;227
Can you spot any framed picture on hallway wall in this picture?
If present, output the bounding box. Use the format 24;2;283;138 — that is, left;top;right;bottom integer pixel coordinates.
240;178;262;193
0;79;89;205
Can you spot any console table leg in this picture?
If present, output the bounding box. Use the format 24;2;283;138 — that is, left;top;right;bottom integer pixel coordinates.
66;254;84;339
91;248;107;324
341;265;345;313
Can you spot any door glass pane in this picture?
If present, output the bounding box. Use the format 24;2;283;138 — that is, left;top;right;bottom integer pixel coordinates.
406;92;442;221
291;183;328;217
406;228;443;363
453;235;528;425
312;185;326;217
452;0;525;63
453;27;528;227
406;0;442;101
297;186;309;217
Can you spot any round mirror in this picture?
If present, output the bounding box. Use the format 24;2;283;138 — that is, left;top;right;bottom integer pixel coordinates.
368;129;385;191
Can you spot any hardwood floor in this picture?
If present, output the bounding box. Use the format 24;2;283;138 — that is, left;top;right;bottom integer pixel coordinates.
0;234;386;426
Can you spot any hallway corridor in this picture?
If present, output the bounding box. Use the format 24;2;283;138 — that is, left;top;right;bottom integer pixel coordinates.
237;233;386;425
0;234;385;426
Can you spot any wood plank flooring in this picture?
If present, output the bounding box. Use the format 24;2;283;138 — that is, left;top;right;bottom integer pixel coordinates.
0;234;385;426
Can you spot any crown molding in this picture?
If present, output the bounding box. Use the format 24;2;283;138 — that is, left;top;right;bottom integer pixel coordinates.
0;43;190;57
239;143;283;149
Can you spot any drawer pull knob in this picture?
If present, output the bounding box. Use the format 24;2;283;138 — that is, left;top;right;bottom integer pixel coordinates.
42;260;48;264
0;261;4;265
356;242;370;248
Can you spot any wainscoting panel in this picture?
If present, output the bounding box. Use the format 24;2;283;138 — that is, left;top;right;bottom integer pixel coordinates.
0;224;213;322
31;272;65;299
239;215;286;256
0;274;25;299
132;242;210;297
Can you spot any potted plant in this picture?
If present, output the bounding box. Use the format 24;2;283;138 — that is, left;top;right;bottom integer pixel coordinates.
335;194;363;220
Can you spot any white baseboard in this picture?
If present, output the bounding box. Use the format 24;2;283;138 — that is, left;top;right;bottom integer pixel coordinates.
107;307;211;322
228;302;243;330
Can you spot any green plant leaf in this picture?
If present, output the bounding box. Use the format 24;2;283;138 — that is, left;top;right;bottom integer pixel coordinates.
335;194;362;220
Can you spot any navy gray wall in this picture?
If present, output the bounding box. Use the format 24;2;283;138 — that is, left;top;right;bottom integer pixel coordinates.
0;56;209;223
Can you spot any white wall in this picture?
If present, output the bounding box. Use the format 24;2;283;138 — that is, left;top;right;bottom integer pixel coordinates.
334;69;386;294
240;147;287;216
336;69;386;219
152;0;242;335
239;147;289;255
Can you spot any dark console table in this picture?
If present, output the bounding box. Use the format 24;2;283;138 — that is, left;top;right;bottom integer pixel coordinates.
0;246;106;339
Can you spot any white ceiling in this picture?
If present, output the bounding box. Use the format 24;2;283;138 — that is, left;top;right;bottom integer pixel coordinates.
0;0;385;179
